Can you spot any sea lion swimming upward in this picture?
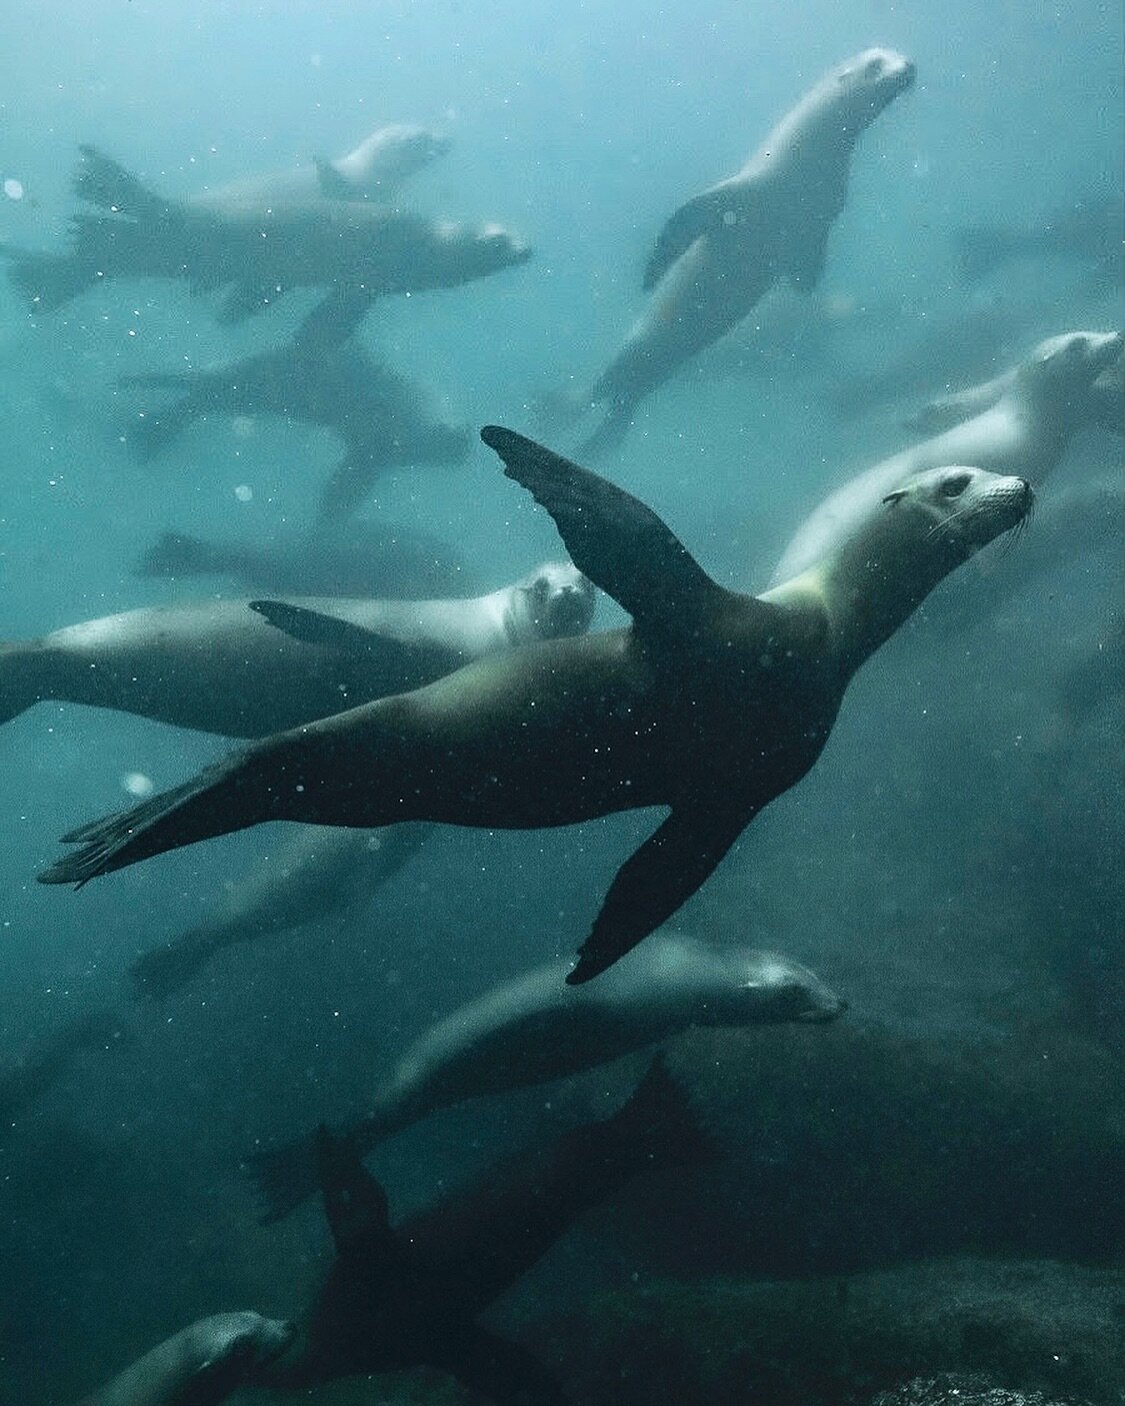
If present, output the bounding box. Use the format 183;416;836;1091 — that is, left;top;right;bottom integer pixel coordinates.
576;48;916;456
257;1056;713;1403
40;428;1031;986
248;932;844;1224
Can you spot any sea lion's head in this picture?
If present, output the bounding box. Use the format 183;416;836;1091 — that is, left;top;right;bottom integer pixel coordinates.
509;561;596;642
342;124;452;192
453;220;533;279
833;48;916;127
191;1312;298;1384
728;951;847;1025
1017;329;1123;404
881;463;1033;563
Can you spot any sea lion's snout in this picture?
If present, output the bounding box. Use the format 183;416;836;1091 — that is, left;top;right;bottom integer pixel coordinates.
796;993;848;1023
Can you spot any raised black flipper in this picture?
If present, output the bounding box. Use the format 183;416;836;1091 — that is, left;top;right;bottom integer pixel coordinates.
437;1326;567;1406
248;600;379;653
481;426;734;631
314;1124;392;1261
568;806;753;984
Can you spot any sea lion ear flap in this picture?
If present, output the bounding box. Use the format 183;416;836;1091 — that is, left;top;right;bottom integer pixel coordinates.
882;489;908;507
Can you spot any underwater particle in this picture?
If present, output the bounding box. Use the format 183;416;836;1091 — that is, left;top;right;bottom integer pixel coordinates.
122;772;155;797
234;484;253;502
231;415;255;440
4;178;25;200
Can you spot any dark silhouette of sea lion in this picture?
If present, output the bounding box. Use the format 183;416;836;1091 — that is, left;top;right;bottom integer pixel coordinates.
39;429;1031;986
257;1056;713;1403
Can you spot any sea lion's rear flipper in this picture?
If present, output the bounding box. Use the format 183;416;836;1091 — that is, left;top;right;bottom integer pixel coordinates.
73;145;169;221
248;600;377;653
216;280;273;324
437;1326;567;1406
314;1124;393;1261
481;426;734;631
314;157;354;200
569;806;752;985
642;178;757;291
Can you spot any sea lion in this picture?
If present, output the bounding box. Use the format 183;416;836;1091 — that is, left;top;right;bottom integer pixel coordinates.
135;517;472;599
40;428;1032;987
73;1312;295;1406
903;341;1124;439
2;145;530;321
119;338;470;523
248;932;844;1223
188;124;450;211
774;330;1122;583
130;824;431;1002
955;189;1124;286
257;1056;713;1403
1;562;593;738
575;48;915;455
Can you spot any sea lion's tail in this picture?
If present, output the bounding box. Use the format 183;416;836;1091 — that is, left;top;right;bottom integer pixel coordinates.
595;1053;718;1177
129;930;219;1002
0;643;41;726
73;144;167;221
575;400;634;461
0;244;99;312
37;743;282;887
135;531;233;580
246;1095;404;1225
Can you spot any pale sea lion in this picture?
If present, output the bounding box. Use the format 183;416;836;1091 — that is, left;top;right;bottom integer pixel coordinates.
903;339;1125;439
2;146;530;322
119;338;469;521
576;48;915;455
258;1057;713;1403
74;1312;295;1406
1;562;594;738
130;824;431;1002
40;428;1032;987
187;124;450;212
248;932;844;1223
774;330;1122;583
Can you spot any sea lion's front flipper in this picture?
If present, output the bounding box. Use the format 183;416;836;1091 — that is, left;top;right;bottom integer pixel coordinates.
315;1124;393;1261
248;600;377;654
314;157;353;200
437;1326;567;1406
481;426;731;630
569;806;753;985
642;178;758;291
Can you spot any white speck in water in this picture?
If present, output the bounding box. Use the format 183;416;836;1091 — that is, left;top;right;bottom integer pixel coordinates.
122;772;155;797
234;484;253;502
4;178;24;201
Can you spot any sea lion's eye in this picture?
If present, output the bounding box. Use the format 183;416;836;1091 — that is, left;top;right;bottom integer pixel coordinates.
864;58;883;78
940;472;972;498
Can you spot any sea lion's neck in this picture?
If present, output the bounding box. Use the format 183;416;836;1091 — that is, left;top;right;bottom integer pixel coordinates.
780;509;966;678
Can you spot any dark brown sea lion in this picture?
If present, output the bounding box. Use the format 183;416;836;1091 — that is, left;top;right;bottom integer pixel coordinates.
39;429;1031;986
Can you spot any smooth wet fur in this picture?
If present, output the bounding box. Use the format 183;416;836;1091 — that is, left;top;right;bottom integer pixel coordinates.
40;428;1031;988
